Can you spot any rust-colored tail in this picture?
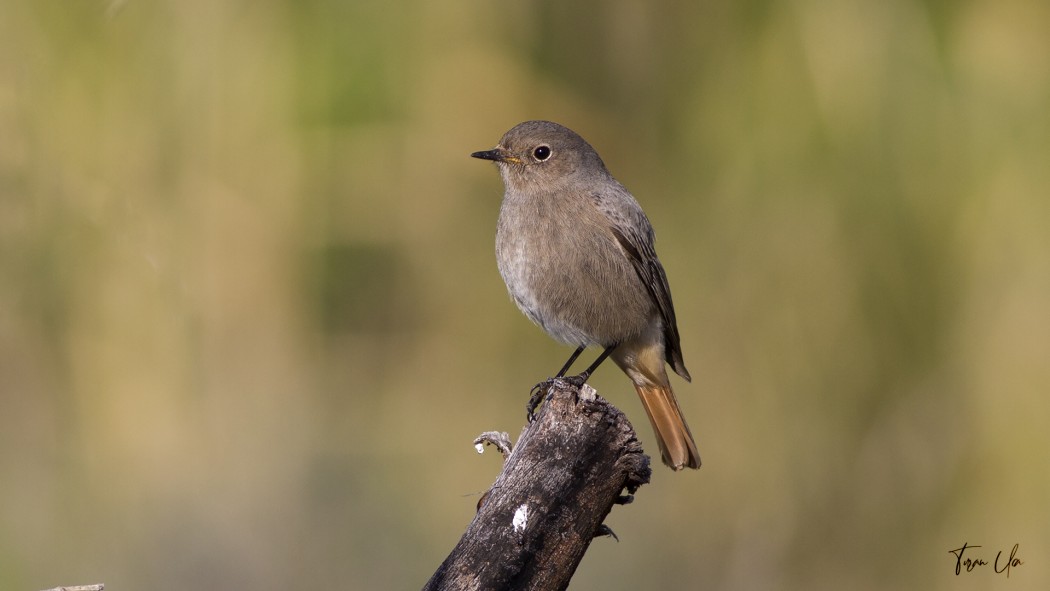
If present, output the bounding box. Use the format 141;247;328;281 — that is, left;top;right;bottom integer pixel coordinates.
634;382;701;470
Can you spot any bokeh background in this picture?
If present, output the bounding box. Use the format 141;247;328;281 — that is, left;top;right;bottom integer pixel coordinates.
2;0;1048;589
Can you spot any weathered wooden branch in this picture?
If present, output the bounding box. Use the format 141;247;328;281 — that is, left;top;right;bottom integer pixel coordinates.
39;585;104;591
424;380;652;591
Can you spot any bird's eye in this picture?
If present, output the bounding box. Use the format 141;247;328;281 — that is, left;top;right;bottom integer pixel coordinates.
533;145;551;161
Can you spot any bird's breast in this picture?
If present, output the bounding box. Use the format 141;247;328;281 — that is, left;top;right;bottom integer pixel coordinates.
495;192;654;346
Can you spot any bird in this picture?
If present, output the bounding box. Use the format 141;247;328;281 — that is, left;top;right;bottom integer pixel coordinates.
471;120;701;470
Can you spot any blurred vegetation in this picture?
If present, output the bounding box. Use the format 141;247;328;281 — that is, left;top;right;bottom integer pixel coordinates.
2;0;1048;589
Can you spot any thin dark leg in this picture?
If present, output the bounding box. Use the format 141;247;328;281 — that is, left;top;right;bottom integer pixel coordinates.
527;344;586;422
555;345;586;377
565;344;618;387
526;345;621;421
581;345;616;377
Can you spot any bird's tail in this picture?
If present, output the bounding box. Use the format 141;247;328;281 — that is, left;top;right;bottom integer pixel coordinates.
613;337;701;470
633;380;701;470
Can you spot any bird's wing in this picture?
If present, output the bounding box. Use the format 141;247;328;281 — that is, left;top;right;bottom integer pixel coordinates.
594;186;691;381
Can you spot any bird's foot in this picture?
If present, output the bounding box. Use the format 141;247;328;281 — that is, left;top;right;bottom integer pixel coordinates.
526;371;592;422
526;379;554;422
560;371;591;389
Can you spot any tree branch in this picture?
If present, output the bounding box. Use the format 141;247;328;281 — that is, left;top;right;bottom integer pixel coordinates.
424;380;651;591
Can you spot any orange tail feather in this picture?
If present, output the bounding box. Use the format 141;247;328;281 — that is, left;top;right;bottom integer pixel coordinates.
634;382;701;470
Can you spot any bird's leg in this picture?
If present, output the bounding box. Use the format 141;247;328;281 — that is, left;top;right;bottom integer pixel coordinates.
527;345;586;421
555;345;586;378
527;345;617;420
562;344;617;388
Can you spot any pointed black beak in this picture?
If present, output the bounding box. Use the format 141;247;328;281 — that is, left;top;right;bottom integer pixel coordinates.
471;148;520;164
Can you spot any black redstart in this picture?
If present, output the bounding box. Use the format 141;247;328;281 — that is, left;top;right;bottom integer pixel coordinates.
471;120;701;470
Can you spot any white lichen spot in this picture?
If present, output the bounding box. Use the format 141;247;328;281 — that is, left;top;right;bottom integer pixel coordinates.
579;384;598;401
512;504;529;533
475;442;485;454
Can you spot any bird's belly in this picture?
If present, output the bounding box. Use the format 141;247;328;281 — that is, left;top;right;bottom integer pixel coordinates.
496;224;653;347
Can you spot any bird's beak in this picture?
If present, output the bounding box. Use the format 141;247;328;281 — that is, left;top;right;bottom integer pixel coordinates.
471;147;521;164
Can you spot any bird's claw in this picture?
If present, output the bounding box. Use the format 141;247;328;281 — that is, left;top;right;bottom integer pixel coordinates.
526;379;554;422
526;372;593;422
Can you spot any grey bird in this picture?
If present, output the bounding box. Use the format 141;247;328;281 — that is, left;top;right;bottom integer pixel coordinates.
471;120;701;470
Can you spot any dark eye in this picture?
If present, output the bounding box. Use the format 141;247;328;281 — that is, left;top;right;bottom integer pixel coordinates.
533;145;551;161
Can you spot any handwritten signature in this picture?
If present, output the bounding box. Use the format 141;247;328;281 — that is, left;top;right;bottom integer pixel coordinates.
949;542;1023;578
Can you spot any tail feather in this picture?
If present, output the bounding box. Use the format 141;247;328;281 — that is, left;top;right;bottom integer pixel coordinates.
634;382;701;470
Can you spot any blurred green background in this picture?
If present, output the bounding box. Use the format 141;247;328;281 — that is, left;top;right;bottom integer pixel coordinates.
2;0;1048;589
